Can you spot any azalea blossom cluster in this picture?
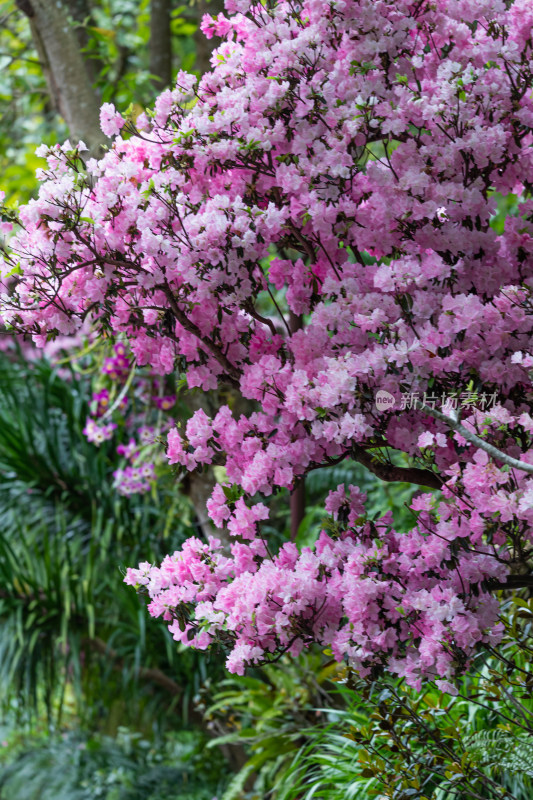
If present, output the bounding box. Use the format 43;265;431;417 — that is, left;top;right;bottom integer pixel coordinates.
125;481;508;688
2;0;533;681
83;341;176;495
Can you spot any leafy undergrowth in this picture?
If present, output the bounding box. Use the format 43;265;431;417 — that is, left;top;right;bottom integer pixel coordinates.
0;726;226;800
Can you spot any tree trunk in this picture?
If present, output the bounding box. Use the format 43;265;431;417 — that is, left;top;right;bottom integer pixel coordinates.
193;0;225;76
187;467;220;540
65;0;103;87
184;391;233;549
289;311;306;540
150;0;172;91
16;0;107;158
290;480;306;541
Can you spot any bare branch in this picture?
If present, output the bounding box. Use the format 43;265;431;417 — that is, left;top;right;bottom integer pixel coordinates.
419;403;533;475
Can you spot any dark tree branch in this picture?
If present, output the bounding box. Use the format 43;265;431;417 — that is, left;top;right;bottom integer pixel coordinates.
290;481;306;541
486;575;533;591
162;282;241;385
289;310;306;540
351;444;443;489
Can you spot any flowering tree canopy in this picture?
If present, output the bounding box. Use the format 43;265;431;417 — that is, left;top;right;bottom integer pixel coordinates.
2;0;533;690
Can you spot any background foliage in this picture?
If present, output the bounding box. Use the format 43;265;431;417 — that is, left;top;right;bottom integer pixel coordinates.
0;0;204;203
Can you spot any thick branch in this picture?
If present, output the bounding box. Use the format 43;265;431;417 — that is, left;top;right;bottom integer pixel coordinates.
351;444;443;489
